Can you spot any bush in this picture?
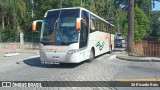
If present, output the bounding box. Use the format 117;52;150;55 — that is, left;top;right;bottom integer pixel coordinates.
0;28;19;42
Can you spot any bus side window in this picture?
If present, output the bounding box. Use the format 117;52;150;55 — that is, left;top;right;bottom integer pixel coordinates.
108;25;111;33
105;24;109;33
90;19;95;33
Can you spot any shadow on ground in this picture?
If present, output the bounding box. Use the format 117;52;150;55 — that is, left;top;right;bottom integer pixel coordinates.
23;57;86;68
22;51;115;68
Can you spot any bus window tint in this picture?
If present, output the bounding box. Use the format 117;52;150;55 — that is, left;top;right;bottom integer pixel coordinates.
42;9;80;45
90;14;108;32
108;25;115;34
90;15;96;32
80;10;89;48
106;24;109;33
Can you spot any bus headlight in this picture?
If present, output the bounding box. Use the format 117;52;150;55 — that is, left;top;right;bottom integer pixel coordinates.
67;49;78;54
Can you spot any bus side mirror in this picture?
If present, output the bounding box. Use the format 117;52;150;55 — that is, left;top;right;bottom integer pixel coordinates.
76;18;82;30
32;20;42;31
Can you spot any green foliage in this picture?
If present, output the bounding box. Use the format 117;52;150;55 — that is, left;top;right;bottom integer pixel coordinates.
122;20;128;36
122;6;150;41
150;11;160;37
0;28;19;42
0;0;160;42
134;6;150;41
40;0;81;13
40;0;60;13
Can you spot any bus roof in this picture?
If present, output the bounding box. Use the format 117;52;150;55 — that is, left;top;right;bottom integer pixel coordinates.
47;7;115;27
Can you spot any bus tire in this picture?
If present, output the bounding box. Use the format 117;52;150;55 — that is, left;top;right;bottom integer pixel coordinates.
88;49;94;62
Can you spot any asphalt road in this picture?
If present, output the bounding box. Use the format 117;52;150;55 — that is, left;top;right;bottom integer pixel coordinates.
0;49;160;90
113;59;160;90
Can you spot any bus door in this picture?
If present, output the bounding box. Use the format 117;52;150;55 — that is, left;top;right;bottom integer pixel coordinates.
79;10;89;59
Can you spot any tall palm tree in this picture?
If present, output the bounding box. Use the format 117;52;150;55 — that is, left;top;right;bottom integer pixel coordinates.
127;0;134;55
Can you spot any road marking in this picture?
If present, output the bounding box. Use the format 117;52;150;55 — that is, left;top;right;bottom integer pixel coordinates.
116;52;122;54
108;55;116;60
4;53;19;57
117;78;160;81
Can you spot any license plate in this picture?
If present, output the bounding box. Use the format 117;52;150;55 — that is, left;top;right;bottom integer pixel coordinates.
52;56;59;60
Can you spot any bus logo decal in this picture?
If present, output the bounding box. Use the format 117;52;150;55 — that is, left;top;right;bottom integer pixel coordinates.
105;34;111;45
96;41;105;51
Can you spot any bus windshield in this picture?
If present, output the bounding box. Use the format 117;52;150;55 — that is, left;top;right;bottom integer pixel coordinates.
41;9;80;45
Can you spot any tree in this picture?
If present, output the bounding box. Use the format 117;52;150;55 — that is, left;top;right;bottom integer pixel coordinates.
134;6;150;41
0;0;160;43
123;6;150;41
134;0;152;17
150;11;160;37
127;0;134;55
6;0;27;30
0;0;10;29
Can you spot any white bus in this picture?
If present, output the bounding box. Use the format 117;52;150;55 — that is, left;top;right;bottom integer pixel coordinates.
32;7;115;64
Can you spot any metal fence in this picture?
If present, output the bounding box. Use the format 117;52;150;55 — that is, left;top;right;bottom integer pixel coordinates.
134;40;160;57
142;40;160;57
0;29;40;49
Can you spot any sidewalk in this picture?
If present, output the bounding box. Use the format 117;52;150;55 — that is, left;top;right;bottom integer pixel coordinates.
116;51;160;62
0;49;39;57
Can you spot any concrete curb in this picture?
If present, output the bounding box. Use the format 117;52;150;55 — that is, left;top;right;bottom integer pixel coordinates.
4;53;19;57
116;55;160;62
0;49;39;57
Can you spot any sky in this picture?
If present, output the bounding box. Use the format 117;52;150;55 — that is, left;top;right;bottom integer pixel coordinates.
152;1;160;11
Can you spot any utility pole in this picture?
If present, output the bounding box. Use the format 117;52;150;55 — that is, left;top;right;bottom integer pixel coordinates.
127;0;134;55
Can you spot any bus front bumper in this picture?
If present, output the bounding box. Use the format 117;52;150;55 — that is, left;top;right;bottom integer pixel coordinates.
40;51;81;63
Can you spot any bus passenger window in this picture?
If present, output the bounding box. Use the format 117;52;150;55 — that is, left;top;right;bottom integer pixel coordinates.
90;19;95;32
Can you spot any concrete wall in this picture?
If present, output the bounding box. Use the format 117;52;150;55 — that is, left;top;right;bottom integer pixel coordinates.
0;43;39;49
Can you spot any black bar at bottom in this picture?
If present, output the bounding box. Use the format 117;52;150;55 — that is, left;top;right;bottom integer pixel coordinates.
0;81;160;87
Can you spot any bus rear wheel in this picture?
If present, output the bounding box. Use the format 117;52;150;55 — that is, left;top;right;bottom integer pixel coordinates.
88;49;94;62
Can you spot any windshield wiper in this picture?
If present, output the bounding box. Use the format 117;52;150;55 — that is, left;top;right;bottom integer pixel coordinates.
40;41;48;45
60;41;78;45
54;11;61;31
54;11;62;42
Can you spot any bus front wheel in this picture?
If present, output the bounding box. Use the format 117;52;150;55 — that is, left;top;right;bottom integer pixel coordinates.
88;49;94;62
